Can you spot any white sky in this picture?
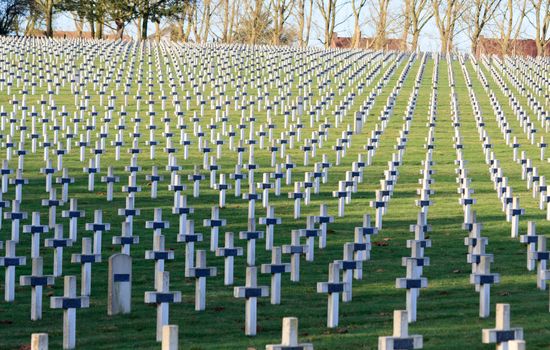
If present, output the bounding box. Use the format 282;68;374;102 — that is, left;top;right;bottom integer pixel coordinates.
50;1;538;53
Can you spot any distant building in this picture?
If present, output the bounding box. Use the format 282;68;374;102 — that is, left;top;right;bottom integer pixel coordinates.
28;30;132;41
330;32;405;51
476;36;550;57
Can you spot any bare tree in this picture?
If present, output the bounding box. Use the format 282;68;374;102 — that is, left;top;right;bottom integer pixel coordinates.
526;0;550;56
368;0;391;50
350;0;367;48
432;0;465;53
272;0;294;45
34;0;58;37
401;0;411;50
296;0;313;46
316;0;337;47
403;0;433;51
466;0;501;56
492;0;527;55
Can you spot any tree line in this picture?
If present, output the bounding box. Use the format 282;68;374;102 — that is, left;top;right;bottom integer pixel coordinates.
0;0;548;56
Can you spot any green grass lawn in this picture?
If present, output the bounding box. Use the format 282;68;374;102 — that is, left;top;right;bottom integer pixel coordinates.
0;41;549;349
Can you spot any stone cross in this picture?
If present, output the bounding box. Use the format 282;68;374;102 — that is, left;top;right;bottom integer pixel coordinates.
0;191;9;230
50;275;90;349
145;235;175;287
20;257;54;320
173;193;193;235
61;198;85;242
316;262;349;328
40;159;56;193
83;158;98;192
117;196;140;234
23;212;49;258
234;266;269;336
177;220;203;271
283;230;308;282
314;204;334;249
100;166;119;201
71;237;101;296
188;167;205;198
337;242;362;302
258;173;273;208
470;255;500;318
378;310;423;350
146;166;163;199
122;173;142;196
10;169;28;202
162;325;179;350
243;184;261;219
41;189;63;229
239;218;264;266
332;181;347;217
508;197;524;238
265;317;313;350
259;205;282;250
396;259;428;322
203;206;226;252
261;246;290;305
112;220;140;255
370;191;387;229
186;250;217;311
482;304;523;350
44;224;72;277
216;232;243;285
85;209;110;255
144;272;182;342
108;253;132;316
519;221;539;271
5;199;27;242
146;208;170;237
299;216;320;262
31;333;49;350
230;164;246;197
288;182;304;219
530;235;549;290
214;173;231;207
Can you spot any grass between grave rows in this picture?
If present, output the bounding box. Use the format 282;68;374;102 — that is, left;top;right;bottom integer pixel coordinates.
0;50;549;350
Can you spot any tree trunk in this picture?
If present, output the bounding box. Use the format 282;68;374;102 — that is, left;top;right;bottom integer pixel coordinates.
352;17;361;48
305;0;313;45
141;15;149;41
115;20;125;40
222;0;229;42
411;31;420;51
401;0;411;51
155;21;161;42
45;1;54;37
96;20;104;39
89;19;95;39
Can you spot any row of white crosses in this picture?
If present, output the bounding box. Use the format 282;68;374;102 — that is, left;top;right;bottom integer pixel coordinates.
485;55;547;142
461;55;550;296
0;36;413;348
500;57;549;135
394;55;436;327
314;54;430;330
459;55;550;338
470;56;550;223
0;41;392;186
0;44;405;347
452;60;502;319
369;54;430;229
27;316;314;350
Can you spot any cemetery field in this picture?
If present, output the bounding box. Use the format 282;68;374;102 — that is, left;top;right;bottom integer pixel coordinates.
0;38;549;349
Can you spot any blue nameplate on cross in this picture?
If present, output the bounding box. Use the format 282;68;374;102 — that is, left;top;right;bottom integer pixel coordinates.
62;298;82;309
113;274;130;282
